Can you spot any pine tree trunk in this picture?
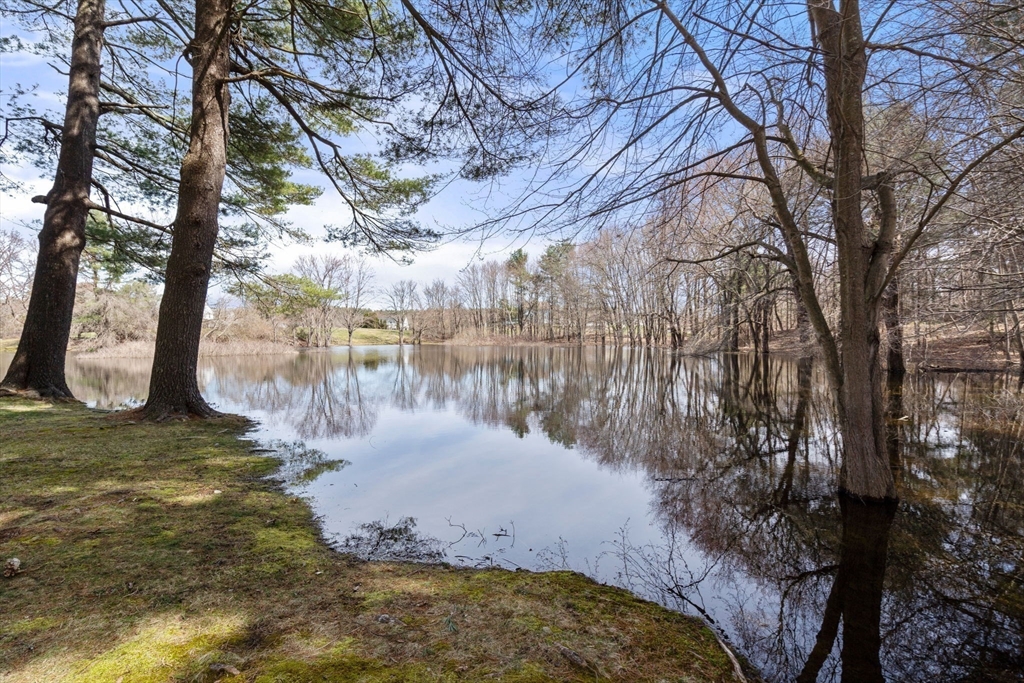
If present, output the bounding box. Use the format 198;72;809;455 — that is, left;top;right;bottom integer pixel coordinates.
0;0;105;398
139;0;231;419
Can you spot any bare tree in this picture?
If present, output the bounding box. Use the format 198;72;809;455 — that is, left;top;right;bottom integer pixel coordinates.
337;257;375;346
0;230;34;341
293;255;353;347
457;263;487;335
386;280;419;346
422;278;451;339
426;0;1021;499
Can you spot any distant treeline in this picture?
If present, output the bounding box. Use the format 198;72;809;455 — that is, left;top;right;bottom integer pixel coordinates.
5;217;1019;367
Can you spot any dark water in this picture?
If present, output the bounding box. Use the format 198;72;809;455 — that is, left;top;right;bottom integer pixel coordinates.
3;346;1022;682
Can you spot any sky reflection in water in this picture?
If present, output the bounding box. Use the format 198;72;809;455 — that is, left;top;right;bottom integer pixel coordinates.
4;346;1021;682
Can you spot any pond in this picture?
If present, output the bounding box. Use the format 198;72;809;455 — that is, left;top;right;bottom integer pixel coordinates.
4;346;1022;682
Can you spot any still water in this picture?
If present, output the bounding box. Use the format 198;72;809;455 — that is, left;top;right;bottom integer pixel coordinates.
4;346;1022;682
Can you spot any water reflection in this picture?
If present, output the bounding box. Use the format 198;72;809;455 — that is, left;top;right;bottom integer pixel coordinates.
215;352;380;440
3;347;1020;681
797;497;895;683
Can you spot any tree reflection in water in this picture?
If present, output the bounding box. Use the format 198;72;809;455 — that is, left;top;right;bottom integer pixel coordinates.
12;346;1021;681
796;496;895;683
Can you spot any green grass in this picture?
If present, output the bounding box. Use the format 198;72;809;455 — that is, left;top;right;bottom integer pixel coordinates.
331;327;409;346
0;399;741;682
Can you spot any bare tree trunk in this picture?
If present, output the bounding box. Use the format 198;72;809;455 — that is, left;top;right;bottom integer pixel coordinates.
670;323;683;349
812;0;896;500
794;284;812;348
883;278;905;377
0;0;105;399
720;273;740;354
140;0;231;419
885;365;905;474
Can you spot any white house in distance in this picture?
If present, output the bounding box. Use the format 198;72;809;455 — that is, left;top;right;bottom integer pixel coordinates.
379;312;408;331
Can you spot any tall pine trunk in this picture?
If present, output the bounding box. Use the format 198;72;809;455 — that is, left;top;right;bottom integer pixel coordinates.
0;0;105;398
139;0;231;419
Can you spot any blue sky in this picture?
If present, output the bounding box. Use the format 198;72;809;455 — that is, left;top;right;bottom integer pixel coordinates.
0;15;550;302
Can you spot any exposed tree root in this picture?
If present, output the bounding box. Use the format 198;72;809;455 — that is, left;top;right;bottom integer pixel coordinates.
117;402;247;424
0;384;78;401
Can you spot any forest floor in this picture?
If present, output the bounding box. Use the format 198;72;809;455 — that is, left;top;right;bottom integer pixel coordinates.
906;331;1020;372
0;399;745;683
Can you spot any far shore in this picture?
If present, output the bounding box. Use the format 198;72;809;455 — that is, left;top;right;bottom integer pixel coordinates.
73;339;301;359
6;328;1018;374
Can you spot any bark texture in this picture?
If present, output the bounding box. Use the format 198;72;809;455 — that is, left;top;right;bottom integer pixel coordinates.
0;0;105;398
811;0;897;500
882;278;905;377
140;0;231;418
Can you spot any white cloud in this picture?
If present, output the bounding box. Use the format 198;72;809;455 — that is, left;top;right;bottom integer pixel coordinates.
1;47;562;304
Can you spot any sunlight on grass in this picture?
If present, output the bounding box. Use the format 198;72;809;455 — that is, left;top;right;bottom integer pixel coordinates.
1;397;741;683
0;617;62;638
0;401;53;413
0;509;33;526
252;526;319;558
330;327;404;345
65;614;246;683
166;492;220;506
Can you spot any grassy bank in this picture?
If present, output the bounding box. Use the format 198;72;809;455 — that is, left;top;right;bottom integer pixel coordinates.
330;328;406;345
68;329;408;358
0;399;742;682
74;340;301;359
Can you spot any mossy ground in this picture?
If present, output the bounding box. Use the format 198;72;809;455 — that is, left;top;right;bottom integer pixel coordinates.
0;399;740;682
